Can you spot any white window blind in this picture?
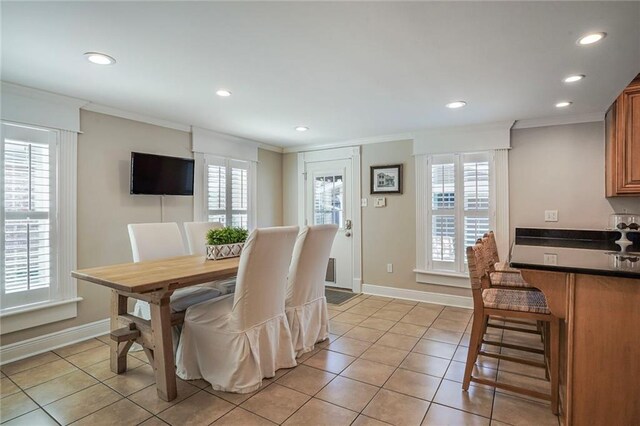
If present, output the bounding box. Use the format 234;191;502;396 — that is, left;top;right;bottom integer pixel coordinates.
206;158;250;229
1;123;57;310
427;152;494;274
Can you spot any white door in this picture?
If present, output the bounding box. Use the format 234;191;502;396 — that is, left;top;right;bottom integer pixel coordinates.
305;159;353;290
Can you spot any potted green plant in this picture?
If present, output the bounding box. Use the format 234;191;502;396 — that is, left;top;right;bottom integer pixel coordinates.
205;226;249;260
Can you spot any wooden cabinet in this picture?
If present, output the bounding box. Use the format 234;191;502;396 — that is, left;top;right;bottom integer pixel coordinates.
606;73;640;197
520;269;640;425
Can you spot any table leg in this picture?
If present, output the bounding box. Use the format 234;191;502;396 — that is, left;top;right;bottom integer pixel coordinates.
110;291;129;374
149;292;177;401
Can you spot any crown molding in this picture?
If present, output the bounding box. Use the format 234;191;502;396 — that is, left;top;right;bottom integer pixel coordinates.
82;103;283;153
282;132;415;153
82;103;192;133
1;81;89;109
512;112;604;130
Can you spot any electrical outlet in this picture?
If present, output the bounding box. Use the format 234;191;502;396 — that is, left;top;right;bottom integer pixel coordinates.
387;263;393;273
361;198;368;207
543;253;558;266
544;210;558;222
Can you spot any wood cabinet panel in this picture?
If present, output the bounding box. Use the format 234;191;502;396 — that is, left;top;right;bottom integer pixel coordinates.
570;274;640;425
606;73;640;197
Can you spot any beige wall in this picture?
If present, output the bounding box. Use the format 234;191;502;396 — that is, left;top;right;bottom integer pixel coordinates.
361;141;471;297
282;153;299;226
7;116;636;346
2;110;283;345
257;148;283;228
509;122;640;238
361;141;418;290
281;121;640;301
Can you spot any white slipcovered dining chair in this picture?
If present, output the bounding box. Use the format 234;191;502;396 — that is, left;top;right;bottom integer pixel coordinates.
285;224;338;357
183;221;236;295
176;226;299;393
128;223;223;319
183;221;223;255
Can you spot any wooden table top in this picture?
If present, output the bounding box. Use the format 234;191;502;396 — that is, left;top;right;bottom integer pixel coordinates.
71;255;240;294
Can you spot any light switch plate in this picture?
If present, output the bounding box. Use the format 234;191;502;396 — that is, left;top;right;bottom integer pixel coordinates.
387;263;393;273
544;210;558;222
543;253;558;266
374;197;386;208
361;198;368;207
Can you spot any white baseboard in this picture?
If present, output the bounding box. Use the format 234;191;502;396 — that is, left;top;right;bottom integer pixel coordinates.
362;283;473;309
0;318;110;365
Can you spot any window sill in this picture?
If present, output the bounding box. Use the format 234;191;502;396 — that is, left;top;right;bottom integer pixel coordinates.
414;269;470;288
0;297;83;335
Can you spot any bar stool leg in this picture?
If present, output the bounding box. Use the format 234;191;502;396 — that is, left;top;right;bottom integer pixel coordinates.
550;316;560;415
463;314;486;390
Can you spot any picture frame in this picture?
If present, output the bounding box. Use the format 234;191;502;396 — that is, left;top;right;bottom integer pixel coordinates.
370;164;403;194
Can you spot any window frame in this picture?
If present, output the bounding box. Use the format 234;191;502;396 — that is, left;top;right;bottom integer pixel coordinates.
417;150;497;284
0;121;79;333
199;154;256;230
1;124;58;309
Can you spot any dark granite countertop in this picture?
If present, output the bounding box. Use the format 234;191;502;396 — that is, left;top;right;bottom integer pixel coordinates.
510;228;640;279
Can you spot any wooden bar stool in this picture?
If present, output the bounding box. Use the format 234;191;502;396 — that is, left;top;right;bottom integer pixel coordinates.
463;241;559;414
482;232;532;289
480;232;544;341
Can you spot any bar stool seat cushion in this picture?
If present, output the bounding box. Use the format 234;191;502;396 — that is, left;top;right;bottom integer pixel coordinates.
482;288;550;314
490;271;531;288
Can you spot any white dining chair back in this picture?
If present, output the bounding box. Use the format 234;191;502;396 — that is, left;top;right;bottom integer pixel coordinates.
176;226;299;393
127;222;222;320
230;226;300;330
285;224;338;356
128;222;186;262
183;221;223;256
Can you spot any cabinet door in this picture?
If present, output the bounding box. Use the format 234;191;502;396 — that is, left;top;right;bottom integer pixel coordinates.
606;76;640;197
620;84;640;191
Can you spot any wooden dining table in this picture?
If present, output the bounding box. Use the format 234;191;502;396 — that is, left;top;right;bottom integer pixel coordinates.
71;255;240;401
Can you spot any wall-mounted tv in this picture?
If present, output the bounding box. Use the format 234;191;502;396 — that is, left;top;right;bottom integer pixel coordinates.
130;152;195;195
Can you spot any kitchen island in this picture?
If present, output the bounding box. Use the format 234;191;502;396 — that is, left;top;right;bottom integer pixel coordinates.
509;228;639;426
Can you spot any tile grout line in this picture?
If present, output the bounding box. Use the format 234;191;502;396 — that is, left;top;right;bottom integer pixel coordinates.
3;295;557;426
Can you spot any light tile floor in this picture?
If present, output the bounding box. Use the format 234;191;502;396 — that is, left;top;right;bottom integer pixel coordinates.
0;294;561;425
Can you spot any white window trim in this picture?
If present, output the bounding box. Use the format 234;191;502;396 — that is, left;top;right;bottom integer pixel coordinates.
1;123;80;334
415;149;509;288
193;153;257;229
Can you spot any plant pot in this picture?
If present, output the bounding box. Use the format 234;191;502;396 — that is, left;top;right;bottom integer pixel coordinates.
206;243;244;260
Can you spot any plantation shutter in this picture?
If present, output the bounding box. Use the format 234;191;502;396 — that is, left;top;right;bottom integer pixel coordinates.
1;123;57;309
462;153;491;253
427;152;493;273
431;156;456;270
207;162;226;225
205;157;251;230
230;160;248;229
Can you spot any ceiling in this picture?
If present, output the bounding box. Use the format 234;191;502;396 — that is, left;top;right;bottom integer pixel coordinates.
2;1;639;148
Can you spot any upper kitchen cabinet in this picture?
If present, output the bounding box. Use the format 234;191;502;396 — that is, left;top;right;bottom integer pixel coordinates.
606;73;640;197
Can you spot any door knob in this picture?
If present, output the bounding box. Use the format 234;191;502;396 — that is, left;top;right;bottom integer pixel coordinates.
345;231;352;237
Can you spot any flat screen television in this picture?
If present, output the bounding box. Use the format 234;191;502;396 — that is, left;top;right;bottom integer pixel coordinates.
130;152;195;195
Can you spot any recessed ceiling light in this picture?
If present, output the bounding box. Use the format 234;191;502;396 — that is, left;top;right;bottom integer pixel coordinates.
555;101;572;108
446;101;467;109
84;52;116;65
564;74;585;83
216;89;232;97
295;126;309;132
577;32;606;45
